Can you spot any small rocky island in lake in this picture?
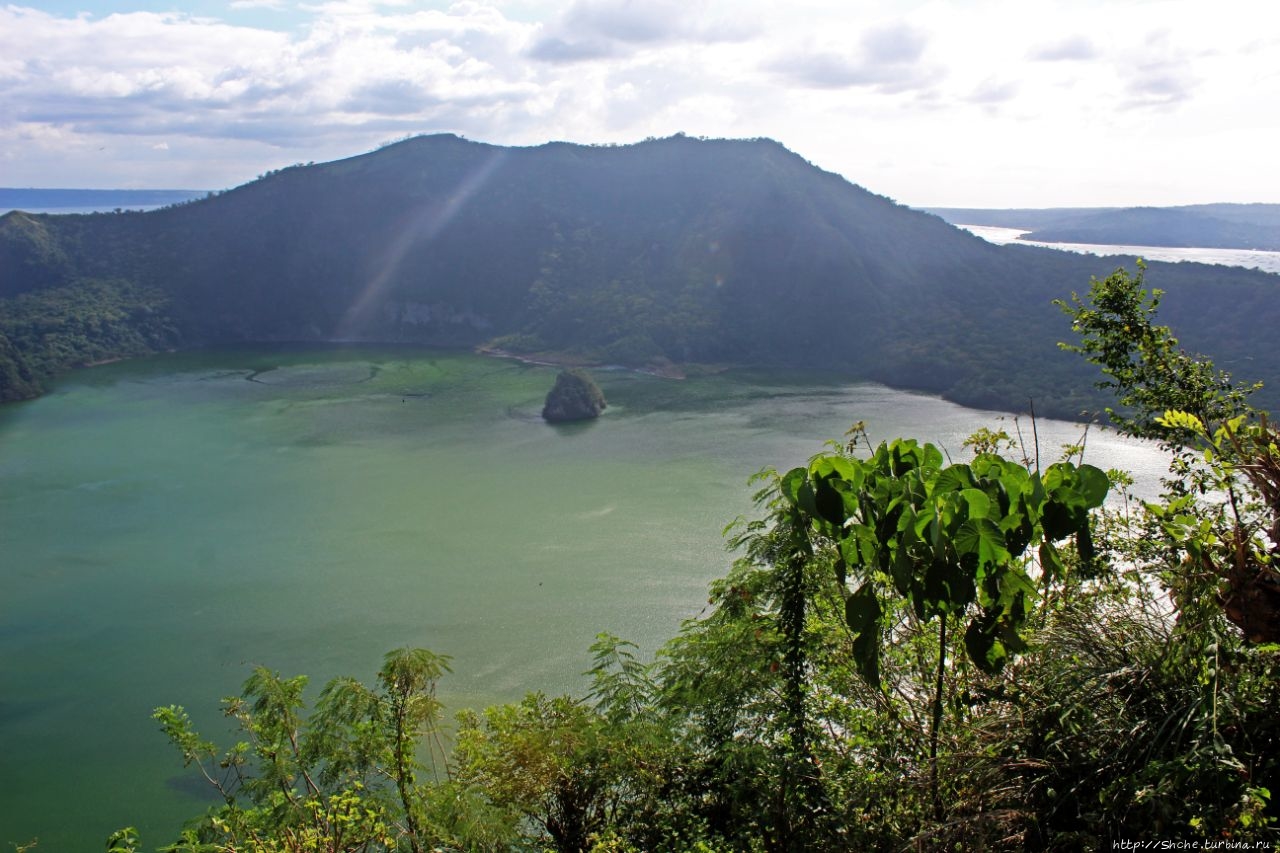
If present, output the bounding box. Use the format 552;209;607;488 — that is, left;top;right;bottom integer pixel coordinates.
542;368;607;423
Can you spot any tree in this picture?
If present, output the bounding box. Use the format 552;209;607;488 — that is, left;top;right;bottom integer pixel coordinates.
1033;264;1280;840
766;430;1108;825
453;693;619;853
151;649;453;852
1058;263;1280;642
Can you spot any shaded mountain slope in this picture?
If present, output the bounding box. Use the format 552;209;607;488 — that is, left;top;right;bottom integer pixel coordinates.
2;134;1277;417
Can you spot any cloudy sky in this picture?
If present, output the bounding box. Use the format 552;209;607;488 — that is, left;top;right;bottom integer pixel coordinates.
1;0;1276;207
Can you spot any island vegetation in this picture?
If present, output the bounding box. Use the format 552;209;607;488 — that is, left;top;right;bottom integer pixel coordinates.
3;135;1279;417
91;266;1279;852
542;368;607;422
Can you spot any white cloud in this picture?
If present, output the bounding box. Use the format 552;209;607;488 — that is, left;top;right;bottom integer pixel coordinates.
967;77;1018;104
1029;35;1098;62
0;0;1276;206
861;22;928;65
0;3;540;145
765;23;937;94
1122;29;1200;108
528;0;754;63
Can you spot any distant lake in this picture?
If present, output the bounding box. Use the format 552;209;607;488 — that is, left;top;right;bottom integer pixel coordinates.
0;188;206;216
0;347;1170;849
962;223;1280;275
1;206;176;215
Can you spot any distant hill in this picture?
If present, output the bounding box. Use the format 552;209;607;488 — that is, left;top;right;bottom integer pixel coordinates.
928;204;1280;251
925;207;1112;230
2;135;1279;418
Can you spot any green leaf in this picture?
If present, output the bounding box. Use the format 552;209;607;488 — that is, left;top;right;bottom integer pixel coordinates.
1040;494;1085;541
996;564;1036;607
812;476;846;529
809;454;859;485
844;582;880;633
959;487;992;519
844;583;883;685
964;617;1004;675
923;557;974;613
921;442;945;470
933;464;975;495
1076;464;1111;507
964;612;1012;675
1001;494;1036;557
955;517;1008;568
1156;409;1204;432
780;467;808;508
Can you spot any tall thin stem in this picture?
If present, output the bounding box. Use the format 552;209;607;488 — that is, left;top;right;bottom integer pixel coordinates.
392;696;424;853
929;613;948;824
1029;398;1041;474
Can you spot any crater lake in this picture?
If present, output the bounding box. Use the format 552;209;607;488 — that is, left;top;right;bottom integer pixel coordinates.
0;346;1169;848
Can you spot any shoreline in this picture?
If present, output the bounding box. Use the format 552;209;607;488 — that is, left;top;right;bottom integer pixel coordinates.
474;344;702;380
10;339;1090;422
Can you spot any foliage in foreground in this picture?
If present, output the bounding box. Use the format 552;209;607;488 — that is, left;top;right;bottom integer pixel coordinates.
128;266;1280;851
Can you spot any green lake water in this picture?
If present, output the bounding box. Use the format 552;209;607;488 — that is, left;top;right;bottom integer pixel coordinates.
0;347;1168;848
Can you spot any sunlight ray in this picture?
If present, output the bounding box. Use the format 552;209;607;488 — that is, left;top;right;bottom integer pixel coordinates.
337;149;509;338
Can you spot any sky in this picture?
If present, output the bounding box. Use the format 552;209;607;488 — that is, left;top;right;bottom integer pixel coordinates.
1;0;1277;207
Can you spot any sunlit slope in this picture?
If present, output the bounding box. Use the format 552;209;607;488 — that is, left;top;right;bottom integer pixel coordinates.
1;134;1276;415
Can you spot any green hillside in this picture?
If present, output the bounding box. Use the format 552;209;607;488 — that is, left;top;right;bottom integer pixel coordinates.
2;134;1277;416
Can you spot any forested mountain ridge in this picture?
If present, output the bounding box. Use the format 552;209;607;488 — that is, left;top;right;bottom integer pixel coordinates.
2;134;1278;416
